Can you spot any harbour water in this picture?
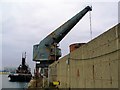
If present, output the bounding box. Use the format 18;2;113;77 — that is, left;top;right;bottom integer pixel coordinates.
1;75;28;89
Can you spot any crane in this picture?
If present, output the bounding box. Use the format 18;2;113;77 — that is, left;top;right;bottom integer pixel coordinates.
33;6;92;77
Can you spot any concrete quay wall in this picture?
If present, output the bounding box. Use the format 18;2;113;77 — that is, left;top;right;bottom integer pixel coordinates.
49;23;120;88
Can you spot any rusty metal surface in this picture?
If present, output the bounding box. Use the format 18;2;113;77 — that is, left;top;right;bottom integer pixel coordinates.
69;43;85;52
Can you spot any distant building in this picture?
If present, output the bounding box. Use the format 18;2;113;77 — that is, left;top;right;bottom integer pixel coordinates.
3;67;16;73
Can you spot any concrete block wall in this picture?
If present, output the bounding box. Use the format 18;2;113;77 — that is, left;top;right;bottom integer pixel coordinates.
49;23;120;88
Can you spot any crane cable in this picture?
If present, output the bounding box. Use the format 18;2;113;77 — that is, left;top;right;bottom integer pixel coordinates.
89;11;92;40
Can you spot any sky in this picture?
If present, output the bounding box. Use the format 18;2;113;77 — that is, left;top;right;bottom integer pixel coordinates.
0;0;119;71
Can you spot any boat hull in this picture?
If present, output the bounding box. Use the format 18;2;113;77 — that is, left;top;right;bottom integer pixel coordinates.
8;74;32;82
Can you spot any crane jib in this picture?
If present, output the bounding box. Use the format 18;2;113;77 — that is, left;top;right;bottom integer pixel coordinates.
33;6;92;68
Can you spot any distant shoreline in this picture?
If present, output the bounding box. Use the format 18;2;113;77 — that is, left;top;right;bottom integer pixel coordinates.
0;72;9;75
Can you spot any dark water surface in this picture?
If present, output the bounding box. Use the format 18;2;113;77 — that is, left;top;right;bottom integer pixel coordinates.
2;75;28;89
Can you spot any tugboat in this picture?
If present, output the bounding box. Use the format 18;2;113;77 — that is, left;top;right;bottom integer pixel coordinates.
8;52;32;82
